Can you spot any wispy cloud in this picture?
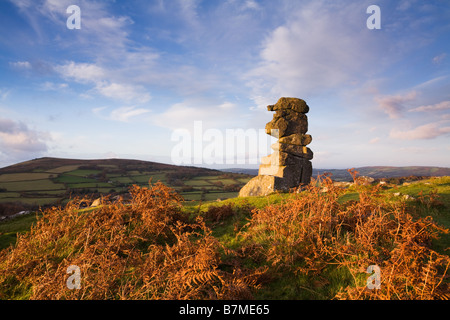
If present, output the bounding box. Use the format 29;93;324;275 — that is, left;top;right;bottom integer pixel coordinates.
109;106;151;122
9;61;31;69
151;99;241;131
56;61;151;103
369;137;380;144
409;100;450;112
0;89;11;101
0;117;49;155
245;1;390;104
40;81;68;91
432;53;446;64
375;91;417;119
92;106;151;123
96;83;151;104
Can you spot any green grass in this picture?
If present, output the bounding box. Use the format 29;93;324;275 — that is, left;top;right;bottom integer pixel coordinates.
1;176;448;300
183;180;212;186
0;198;61;206
216;178;239;185
32;190;66;196
129;175;157;184
108;176;134;184
0;192;21;199
191;175;221;180
67;169;102;177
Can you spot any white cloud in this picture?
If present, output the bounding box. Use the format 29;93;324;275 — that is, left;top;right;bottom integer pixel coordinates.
432;53;446;64
152;100;244;131
109;106;151;122
243;0;260;10
92;106;151;122
0;117;49;155
55;62;105;84
96;83;151;104
0;89;11;101
40;81;68;91
409;100;450;112
375;91;417;119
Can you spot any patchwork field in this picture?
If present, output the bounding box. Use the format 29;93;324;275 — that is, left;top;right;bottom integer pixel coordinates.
0;157;252;209
0;174;448;300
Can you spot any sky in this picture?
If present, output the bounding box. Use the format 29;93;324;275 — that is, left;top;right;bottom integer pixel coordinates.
0;0;449;170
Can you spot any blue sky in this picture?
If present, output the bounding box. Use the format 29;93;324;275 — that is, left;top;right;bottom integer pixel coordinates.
0;0;449;170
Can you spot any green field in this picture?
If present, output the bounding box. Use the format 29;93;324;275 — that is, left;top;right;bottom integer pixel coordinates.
0;176;448;300
67;169;102;177
108;176;134;184
46;165;81;174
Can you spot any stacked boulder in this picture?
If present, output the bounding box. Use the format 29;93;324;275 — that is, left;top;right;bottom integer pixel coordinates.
239;97;313;197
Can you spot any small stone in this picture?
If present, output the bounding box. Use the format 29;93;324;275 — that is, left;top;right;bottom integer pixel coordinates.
91;198;101;207
265;111;308;137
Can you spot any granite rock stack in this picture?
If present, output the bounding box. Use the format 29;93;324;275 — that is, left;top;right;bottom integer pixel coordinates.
239;97;313;197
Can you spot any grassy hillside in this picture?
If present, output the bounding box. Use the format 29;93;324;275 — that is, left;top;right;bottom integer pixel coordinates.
225;166;450;181
0;157;252;211
0;172;448;300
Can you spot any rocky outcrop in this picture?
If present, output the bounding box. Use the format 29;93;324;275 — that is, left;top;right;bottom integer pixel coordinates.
239;97;313;197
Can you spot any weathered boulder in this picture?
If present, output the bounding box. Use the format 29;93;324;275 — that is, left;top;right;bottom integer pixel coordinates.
261;151;306;166
91;198;101;207
278;133;312;146
239;97;314;197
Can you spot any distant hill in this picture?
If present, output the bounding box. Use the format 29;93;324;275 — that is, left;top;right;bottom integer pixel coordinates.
312;166;450;181
224;166;450;181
